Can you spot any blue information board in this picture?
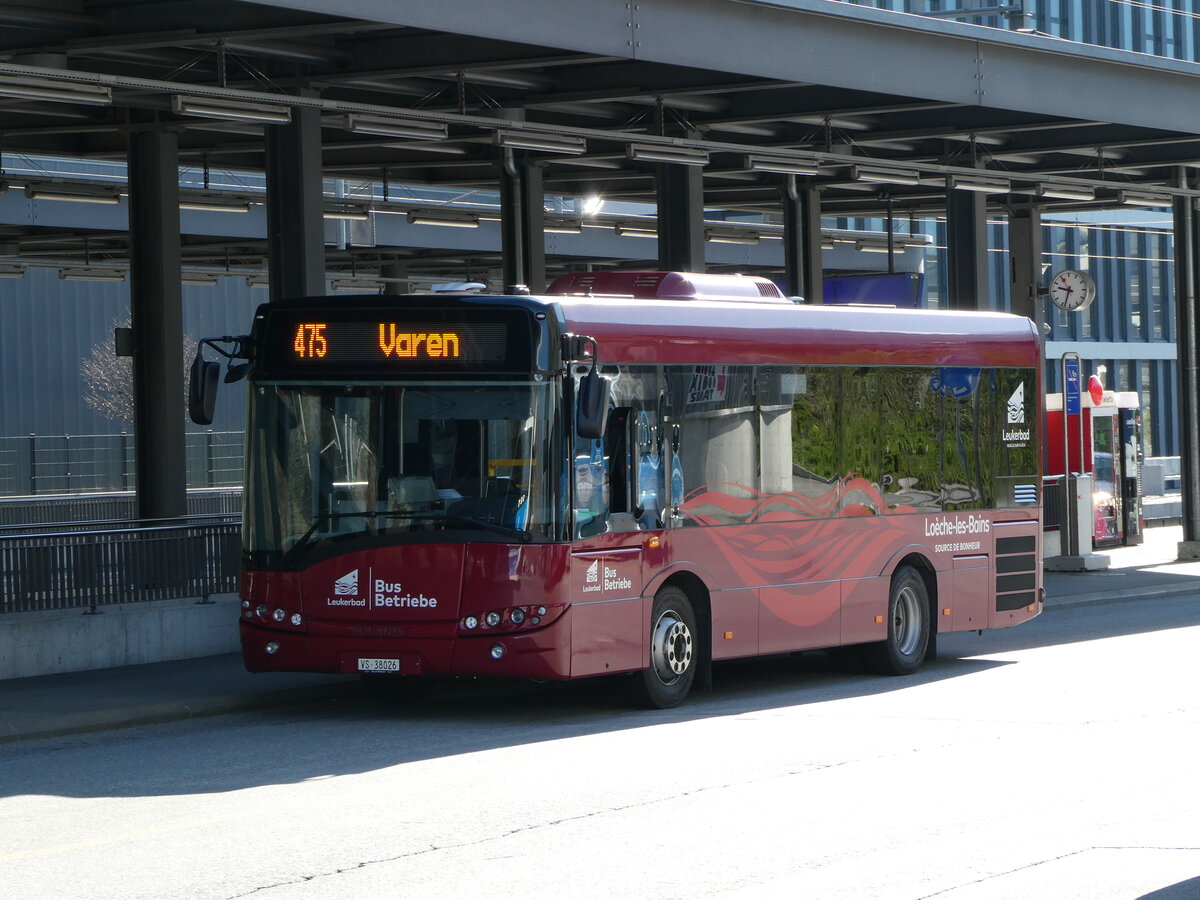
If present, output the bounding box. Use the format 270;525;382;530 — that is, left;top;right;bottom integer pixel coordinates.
1064;356;1081;415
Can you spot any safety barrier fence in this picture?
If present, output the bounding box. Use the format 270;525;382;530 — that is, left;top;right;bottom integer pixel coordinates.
0;517;241;614
0;489;241;528
0;431;243;497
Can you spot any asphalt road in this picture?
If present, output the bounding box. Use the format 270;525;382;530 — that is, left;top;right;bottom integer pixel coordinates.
3;594;1199;900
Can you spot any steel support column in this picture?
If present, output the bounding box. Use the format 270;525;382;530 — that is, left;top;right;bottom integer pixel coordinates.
656;162;705;272
127;128;186;520
782;176;824;303
1172;175;1200;555
1008;203;1043;328
265;104;325;301
499;152;546;292
946;187;989;310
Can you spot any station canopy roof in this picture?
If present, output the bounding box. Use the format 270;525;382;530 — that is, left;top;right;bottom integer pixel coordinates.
1;0;1199;278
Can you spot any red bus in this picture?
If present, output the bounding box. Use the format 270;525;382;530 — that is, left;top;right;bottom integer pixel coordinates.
193;271;1042;708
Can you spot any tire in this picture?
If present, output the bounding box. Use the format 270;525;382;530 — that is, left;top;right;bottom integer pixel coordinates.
860;565;930;676
628;586;698;709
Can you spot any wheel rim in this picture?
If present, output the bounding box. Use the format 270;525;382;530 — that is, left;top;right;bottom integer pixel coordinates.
650;608;693;684
893;584;923;658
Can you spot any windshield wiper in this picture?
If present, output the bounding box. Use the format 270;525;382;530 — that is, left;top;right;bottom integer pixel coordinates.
445;514;532;543
282;510;381;564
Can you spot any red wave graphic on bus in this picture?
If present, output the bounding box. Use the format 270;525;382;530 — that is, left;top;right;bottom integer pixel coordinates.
678;477;921;614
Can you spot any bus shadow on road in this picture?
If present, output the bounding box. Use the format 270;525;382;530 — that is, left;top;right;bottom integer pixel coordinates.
0;648;1011;801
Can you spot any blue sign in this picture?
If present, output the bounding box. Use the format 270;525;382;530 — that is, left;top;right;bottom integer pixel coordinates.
930;368;980;399
1064;356;1081;415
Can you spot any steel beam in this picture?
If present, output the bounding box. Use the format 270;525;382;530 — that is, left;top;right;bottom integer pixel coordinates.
656;162;705;272
499;152;546;292
265;103;326;300
127;128;187;520
1007;202;1042;327
1173;178;1200;555
782;176;823;303
946;186;988;310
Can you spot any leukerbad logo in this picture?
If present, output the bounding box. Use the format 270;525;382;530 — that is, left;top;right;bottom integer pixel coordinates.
1007;382;1025;424
333;569;359;596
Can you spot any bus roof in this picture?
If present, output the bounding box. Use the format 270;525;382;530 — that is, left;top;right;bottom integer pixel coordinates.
545;295;1042;369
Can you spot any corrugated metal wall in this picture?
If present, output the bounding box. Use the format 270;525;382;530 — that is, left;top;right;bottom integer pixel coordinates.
0;268;261;437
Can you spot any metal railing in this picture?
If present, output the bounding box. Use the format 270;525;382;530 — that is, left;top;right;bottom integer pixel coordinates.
0;431;243;497
0;517;241;614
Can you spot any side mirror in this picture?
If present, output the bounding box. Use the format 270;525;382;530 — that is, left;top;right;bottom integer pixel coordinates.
576;367;610;440
188;354;220;425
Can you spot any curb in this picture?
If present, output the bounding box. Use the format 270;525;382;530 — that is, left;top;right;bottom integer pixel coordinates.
0;679;355;746
1045;582;1200;609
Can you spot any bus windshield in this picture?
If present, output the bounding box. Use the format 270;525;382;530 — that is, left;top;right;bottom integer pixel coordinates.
244;380;562;562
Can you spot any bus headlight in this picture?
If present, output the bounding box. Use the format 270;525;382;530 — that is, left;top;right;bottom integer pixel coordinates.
463;615;479;630
485;611;501;627
265;641;280;655
490;643;505;660
290;613;303;627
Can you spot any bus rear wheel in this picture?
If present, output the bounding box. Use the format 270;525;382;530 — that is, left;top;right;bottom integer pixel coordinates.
628;586;697;709
860;565;930;676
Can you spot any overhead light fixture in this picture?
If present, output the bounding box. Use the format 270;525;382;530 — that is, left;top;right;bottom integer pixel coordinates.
0;263;26;278
744;155;821;177
246;275;270;289
495;130;587;155
0;75;111;106
855;240;893;254
544;218;583;234
706;229;760;245
330;278;385;292
820;238;836;250
948;174;1011;194
323;204;371;221
26;183;122;205
1118;190;1170;208
179;192;252;212
1036;183;1095;201
852;166;922;186
181;272;220;286
59;266;126;282
626;144;709;167
172;94;292;125
581;195;604;216
614;223;657;238
407;210;480;228
338;113;447;141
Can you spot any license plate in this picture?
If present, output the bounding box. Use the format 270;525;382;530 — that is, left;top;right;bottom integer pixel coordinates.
357;657;401;673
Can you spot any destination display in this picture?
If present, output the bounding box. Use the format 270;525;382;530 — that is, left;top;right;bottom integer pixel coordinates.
287;320;508;363
255;304;535;376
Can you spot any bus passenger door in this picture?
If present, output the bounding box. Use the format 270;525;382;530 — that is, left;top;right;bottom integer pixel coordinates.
569;407;648;677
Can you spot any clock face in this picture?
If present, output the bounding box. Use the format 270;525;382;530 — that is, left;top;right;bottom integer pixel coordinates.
1049;269;1097;312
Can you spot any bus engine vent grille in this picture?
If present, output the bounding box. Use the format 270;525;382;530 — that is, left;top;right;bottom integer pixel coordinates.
1013;483;1038;504
995;533;1037;611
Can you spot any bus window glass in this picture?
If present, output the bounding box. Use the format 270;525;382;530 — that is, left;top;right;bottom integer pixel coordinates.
995;367;1038;478
572;365;662;535
243;381;560;563
938;367;991;511
670;364;759;525
880;368;942;513
841;368;881;514
790;367;840;515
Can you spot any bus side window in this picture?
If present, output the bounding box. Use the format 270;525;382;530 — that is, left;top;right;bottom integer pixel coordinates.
603;406;643;532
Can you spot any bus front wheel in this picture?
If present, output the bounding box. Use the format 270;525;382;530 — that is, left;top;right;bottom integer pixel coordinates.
860;565;930;676
629;586;697;709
